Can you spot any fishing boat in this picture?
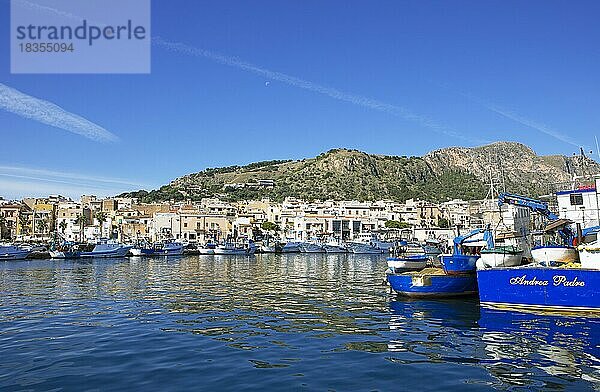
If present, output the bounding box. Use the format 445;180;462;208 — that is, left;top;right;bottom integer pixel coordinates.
477;266;599;315
323;244;347;253
280;241;302;253
387;254;428;273
423;238;443;259
478;245;524;268
578;241;600;270
259;244;276;253
131;240;184;256
323;238;348;253
530;245;579;265
477;192;600;315
387;268;478;298
0;244;31;261
348;242;384;254
198;242;216;255
79;239;133;258
49;242;81;259
527;216;579;265
440;227;493;275
354;232;394;252
387;241;428;273
214;240;256;255
299;241;325;253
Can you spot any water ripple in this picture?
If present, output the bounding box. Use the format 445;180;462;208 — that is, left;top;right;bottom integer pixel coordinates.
0;255;598;391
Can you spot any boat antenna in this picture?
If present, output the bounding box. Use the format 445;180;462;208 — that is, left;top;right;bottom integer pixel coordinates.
595;135;600;162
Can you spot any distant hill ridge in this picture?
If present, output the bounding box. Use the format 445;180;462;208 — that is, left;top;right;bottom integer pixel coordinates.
120;142;599;203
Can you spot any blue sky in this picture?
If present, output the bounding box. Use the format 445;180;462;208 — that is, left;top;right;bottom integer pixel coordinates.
1;0;599;199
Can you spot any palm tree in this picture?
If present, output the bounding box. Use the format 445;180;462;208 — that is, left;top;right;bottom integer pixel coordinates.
37;219;48;236
19;212;31;236
95;211;108;238
0;215;5;240
59;220;67;235
74;213;88;242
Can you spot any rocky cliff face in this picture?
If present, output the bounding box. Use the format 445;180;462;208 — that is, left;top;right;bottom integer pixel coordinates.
120;142;599;202
424;142;597;195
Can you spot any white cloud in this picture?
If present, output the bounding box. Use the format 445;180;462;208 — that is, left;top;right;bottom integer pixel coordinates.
0;165;149;200
0;83;118;142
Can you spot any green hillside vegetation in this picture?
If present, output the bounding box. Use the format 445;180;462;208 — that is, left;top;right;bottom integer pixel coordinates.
119;142;599;203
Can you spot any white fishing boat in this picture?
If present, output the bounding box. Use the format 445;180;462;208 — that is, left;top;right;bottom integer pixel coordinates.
354;232;394;251
0;245;31;261
281;241;302;253
259;244;277;253
478;245;524;268
530;245;579;265
578;241;600;269
322;237;347;253
386;256;428;273
214;240;256;255
348;242;384;254
477;232;525;269
299;241;325;253
198;242;216;255
323;243;347;253
79;239;133;258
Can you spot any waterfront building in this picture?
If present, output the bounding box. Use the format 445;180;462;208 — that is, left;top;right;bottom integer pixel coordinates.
555;178;600;228
0;203;24;240
56;202;92;241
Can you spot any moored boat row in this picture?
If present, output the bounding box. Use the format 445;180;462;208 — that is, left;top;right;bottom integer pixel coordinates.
387;189;600;316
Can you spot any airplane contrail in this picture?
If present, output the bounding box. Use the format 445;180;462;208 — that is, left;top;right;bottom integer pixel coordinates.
153;37;484;144
0;83;118;142
441;87;582;148
0;165;144;187
482;103;580;148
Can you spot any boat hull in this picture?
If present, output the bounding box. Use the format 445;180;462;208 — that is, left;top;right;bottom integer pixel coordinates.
531;246;579;265
350;243;384;254
49;250;81;259
129;248;144;256
579;248;600;270
387;256;428;272
387;273;477;298
0;249;30;261
299;243;325;253
281;243;301;253
213;249;251;255
478;252;522;269
440;254;479;275
323;245;347;253
198;248;215;255
80;245;133;258
477;267;600;314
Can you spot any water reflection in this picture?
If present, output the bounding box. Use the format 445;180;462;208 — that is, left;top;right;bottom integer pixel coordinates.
0;255;599;390
478;308;600;388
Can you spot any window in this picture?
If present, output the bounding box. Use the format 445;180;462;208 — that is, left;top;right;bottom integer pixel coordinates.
570;193;583;206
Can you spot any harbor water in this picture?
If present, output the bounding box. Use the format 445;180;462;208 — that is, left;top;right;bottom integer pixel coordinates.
0;254;598;391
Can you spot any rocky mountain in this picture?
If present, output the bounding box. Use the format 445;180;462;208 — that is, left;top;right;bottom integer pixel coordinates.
120;142;599;203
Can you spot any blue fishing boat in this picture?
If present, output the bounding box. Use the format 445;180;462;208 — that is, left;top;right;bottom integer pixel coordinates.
0;245;31;261
477;266;600;315
131;240;184;257
387;268;478;298
440;227;493;275
49;243;81;259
